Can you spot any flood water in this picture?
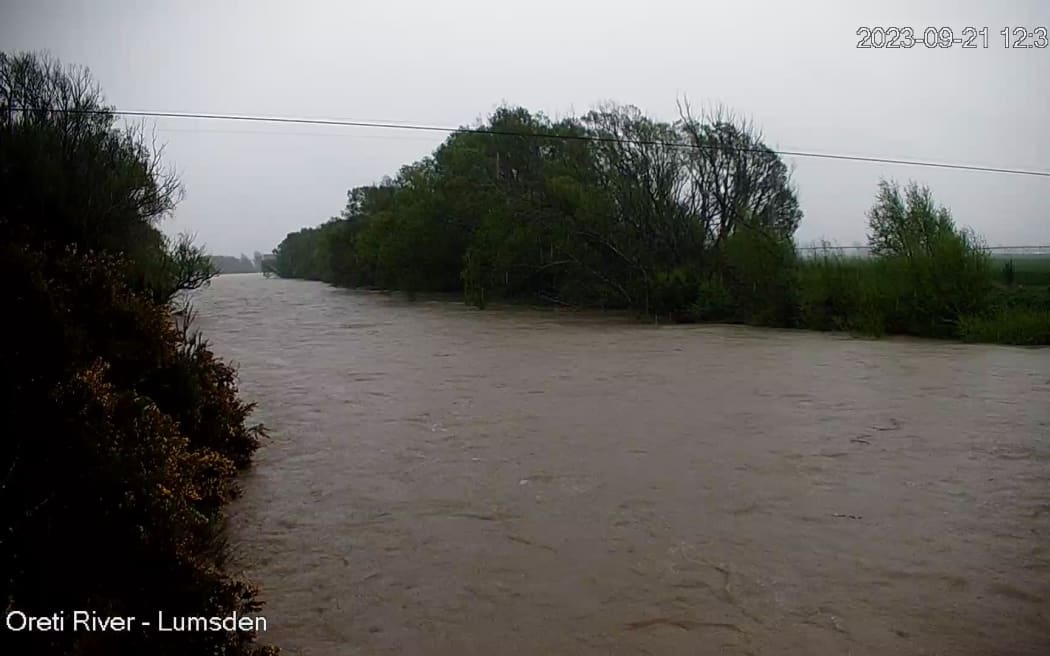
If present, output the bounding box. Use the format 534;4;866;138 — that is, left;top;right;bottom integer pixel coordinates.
194;273;1050;655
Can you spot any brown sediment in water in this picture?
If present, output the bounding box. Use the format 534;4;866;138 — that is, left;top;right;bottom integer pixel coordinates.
195;275;1050;656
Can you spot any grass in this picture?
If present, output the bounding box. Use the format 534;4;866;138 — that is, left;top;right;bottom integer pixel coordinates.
793;253;1050;346
959;309;1050;346
993;254;1050;286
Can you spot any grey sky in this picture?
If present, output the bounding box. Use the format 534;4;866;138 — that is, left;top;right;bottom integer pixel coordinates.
2;0;1048;255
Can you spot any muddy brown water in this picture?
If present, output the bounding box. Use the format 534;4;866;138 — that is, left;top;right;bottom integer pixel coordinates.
193;273;1050;655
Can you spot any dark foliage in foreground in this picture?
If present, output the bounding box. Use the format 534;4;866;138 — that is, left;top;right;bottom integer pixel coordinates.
1;51;275;654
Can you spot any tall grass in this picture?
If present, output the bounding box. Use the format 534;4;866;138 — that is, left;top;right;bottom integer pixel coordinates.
792;254;1049;344
994;255;1050;286
782;180;1049;345
958;309;1050;346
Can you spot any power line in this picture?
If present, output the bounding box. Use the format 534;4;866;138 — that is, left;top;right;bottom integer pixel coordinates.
156;125;442;143
798;244;1050;251
13;106;1050;178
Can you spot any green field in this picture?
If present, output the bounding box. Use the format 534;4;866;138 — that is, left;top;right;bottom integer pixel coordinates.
992;254;1050;287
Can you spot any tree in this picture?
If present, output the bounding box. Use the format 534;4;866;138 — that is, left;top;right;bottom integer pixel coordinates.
867;179;954;258
575;104;691;311
0;51;208;303
677;102;803;253
865;180;992;335
0;52;180;246
270;99;803;319
272;226;321;279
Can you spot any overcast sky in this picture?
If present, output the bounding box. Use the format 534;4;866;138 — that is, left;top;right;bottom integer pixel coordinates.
2;0;1048;255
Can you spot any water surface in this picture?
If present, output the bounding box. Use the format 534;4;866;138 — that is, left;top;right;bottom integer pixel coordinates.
195;274;1050;655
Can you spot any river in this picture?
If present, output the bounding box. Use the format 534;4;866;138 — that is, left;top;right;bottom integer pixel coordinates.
193;273;1050;655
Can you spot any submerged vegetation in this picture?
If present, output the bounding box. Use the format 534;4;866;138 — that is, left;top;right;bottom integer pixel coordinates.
1;52;274;654
272;106;1049;345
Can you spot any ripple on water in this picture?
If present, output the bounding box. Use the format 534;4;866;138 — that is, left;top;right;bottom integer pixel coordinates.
195;276;1050;656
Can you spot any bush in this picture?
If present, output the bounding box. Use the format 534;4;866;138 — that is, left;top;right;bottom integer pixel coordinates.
1;50;273;655
650;266;701;318
863;180;993;338
716;221;799;325
986;284;1050;313
688;275;735;322
998;256;1050;287
1002;259;1016;285
796;254;870;332
959;309;1050;345
0;243;273;656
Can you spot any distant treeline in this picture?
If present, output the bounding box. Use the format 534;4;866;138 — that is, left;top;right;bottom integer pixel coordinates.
211;252;266;274
272;105;1047;344
1;51;275;655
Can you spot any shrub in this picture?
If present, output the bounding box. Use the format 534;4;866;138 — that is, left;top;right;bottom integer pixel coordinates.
0;51;273;654
650;266;701;318
959;309;1050;345
715;221;799;325
864;180;993;337
1002;259;1016;286
688;275;736;322
0;243;273;656
796;253;864;331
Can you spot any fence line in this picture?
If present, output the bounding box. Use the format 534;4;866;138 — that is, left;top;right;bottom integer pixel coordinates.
797;245;1050;256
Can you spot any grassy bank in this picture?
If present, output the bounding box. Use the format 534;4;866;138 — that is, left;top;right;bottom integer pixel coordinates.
792;254;1050;345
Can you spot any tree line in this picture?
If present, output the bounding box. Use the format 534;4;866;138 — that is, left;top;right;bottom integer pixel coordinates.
272;104;1048;344
1;52;275;655
211;252;267;274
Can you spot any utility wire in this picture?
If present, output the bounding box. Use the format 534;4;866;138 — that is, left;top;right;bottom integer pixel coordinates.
798;244;1050;251
156;125;442;142
13;106;1050;178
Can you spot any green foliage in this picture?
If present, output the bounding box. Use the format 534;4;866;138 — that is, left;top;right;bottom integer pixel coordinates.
867;180;952;258
650;267;701;319
689;276;736;322
269;100;1042;345
0;51;273;654
210;253;258;274
863;180;993;337
959;309;1050;345
273;101;803;319
793;253;1050;344
994;255;1050;286
796;251;866;332
685;224;798;325
718;221;799;326
271;226;322;280
1002;259;1016;286
728;181;1044;344
985;283;1050;313
0;52;200;303
134;232;218;304
462;207;524;308
1;244;272;656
